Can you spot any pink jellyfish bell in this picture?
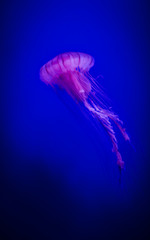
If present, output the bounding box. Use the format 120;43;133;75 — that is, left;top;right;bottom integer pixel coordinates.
40;52;130;169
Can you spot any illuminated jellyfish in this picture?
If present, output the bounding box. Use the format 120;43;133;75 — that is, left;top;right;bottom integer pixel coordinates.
40;52;130;169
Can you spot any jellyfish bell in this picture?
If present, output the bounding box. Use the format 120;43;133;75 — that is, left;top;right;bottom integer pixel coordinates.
40;52;94;101
40;52;130;169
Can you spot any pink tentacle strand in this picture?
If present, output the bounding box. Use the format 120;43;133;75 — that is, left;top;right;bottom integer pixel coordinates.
84;100;128;169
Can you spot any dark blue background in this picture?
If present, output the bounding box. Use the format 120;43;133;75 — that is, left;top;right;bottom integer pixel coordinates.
1;0;150;239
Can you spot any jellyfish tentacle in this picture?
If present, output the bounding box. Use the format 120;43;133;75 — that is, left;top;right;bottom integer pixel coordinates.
84;100;125;169
92;102;130;142
83;72;130;168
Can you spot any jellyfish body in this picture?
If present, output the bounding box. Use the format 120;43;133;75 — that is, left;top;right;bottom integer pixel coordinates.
40;52;130;169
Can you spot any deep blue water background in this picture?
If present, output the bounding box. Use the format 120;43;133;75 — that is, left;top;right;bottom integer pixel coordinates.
1;0;150;239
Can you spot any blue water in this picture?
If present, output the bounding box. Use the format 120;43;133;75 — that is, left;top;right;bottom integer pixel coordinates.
1;0;149;239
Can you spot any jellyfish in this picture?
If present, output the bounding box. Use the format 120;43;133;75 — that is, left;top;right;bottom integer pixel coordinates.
40;52;130;169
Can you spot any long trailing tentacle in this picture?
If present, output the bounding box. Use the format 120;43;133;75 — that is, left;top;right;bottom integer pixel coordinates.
83;72;130;169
